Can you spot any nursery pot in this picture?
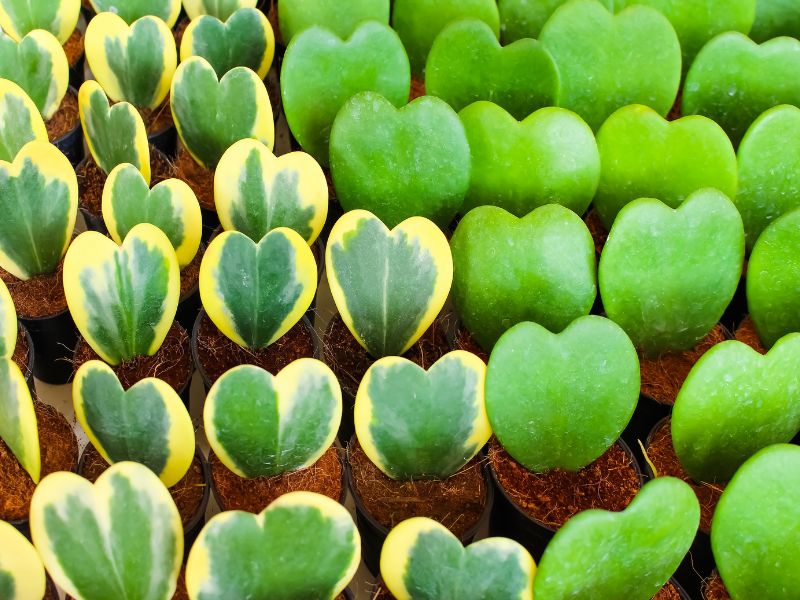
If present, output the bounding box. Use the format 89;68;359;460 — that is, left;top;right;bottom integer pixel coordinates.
20;308;77;384
52;87;84;167
17;322;35;393
620;394;673;471
148;124;177;158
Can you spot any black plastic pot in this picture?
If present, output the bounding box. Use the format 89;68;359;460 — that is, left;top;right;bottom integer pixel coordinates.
669;577;692;600
720;273;748;334
148;125;177;158
68;66;83;90
18;322;35;393
79;206;107;234
176;285;201;335
20;308;77;384
200;206;221;245
620;394;672;473
53;89;84;167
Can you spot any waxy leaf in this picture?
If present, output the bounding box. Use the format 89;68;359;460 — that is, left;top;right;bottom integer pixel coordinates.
30;462;183;600
539;0;681;131
171;56;274;170
498;0;613;43
0;78;47;162
0;520;46;600
279;0;389;45
594;104;737;229
215;138;327;245
459;102;600;217
599;189;744;355
0;29;67;119
534;477;699;600
78;80;150;181
85;13;177;110
102;163;202;268
0;139;78;280
89;0;182;28
381;517;535;600
326;210;452;358
182;0;256;21
181;8;275;80
355;351;489;480
450;204;596;350
63;224;180;365
199;229;316;350
425;19;558;120
280;21;410;166
750;0;800;41
0;359;39;483
711;444;800;600
186;492;360;600
204;360;341;478
74;360;195;487
0;0;79;44
329;92;470;229
0;278;17;358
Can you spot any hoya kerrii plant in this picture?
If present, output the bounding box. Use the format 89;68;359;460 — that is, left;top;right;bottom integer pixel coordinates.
0;519;46;600
0;78;48;161
88;0;182;28
182;0;257;21
497;0;612;43
750;0;800;41
278;0;390;45
0;0;80;45
0;352;40;485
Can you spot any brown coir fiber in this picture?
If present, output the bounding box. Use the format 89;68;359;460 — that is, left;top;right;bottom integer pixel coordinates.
368;581;684;599
139;98;174;136
734;315;766;354
12;327;30;380
46;89;79;142
584;208;608;256
703;572;731;600
490;438;641;529
63;28;84;68
176;146;215;210
211;445;343;513
44;576;59;600
0;262;68;318
348;439;486;536
73;322;193;393
179;244;203;298
0;401;78;521
453;325;489;363
646;418;724;533
409;76;426;101
173;18;189;47
667;89;683;122
640;324;727;405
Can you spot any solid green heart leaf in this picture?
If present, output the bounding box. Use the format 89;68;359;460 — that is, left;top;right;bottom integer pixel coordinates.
204;360;341;478
540;0;681;131
329;92;470;229
750;0;800;41
0;78;47;162
0;520;46;600
74;360;195;488
182;0;256;21
281;21;410;166
594;104;737;229
355;351;490;480
0;278;17;358
535;477;699;599
425;19;558;120
459;102;599;217
186;491;360;599
499;0;610;43
30;462;183;600
63;224;180;365
451;204;596;350
199;229;317;350
0;358;39;483
598;189;744;355
0;0;79;44
279;0;389;45
89;0;182;28
171;56;274;169
326;210;453;358
381;517;535;600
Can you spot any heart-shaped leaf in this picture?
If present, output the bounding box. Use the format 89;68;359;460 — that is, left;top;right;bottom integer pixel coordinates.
0;279;17;359
102;163;202;268
0;0;79;44
78;80;150;180
0;519;46;600
180;8;275;79
279;0;389;45
672;336;800;483
599;188;744;355
0;359;39;483
711;444;800;599
329;92;470;229
85;12;177;110
0;139;78;280
426;19;558;120
392;0;500;75
74;360;195;488
381;517;535;600
750;1;800;41
182;0;256;21
0;78;47;162
486;317;639;472
63;223;180;365
534;477;699;599
199;228;316;350
684;32;800;145
186;491;360;599
539;0;681;131
594;104;738;229
30;462;183;600
326;210;452;358
0;29;67;119
498;0;613;43
459;102;599;217
89;0;182;28
747;208;800;349
280;21;410;166
215;138;328;245
355;350;489;480
205;360;341;478
171;56;274;170
451;204;596;350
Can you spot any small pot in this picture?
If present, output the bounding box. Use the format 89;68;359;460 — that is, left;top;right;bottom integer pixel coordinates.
720;273;748;333
148;124;177;158
176;284;201;335
200;206;221;245
20;308;77;384
52;87;84;167
620;394;672;473
18;322;35;393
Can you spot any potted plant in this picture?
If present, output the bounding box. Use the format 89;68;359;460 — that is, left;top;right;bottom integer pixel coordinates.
88;0;182;28
278;0;389;49
0;519;49;599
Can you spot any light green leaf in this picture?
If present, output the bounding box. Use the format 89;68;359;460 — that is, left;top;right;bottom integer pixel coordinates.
279;0;389;45
750;0;800;41
498;0;614;43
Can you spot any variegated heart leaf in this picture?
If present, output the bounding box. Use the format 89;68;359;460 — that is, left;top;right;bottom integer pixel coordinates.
63;223;180;365
326;210;452;358
199;228;316;350
0;278;16;358
89;0;182;28
355;351;489;480
74;360;195;487
381;517;535;600
0;0;79;44
85;12;177;110
186;491;360;600
216;138;327;245
278;0;389;44
0;78;47;162
0;358;38;483
171;56;274;170
182;0;256;21
204;360;341;478
0;519;46;600
30;462;183;600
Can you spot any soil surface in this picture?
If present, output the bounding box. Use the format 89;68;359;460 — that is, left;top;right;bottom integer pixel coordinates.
12;327;31;380
139;99;174;136
46;89;80;142
63;28;84;67
734;316;766;354
453;325;489;363
409;76;426;101
0;263;68;319
703;572;731;600
584;209;608;256
176;146;215;210
179;245;202;298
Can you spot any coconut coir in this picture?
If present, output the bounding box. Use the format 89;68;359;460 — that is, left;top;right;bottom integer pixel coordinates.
46;89;79;142
176;146;215;210
12;327;31;380
584;208;608;256
139;99;174;137
0;263;68;319
63;28;84;69
409;76;426;101
210;445;343;513
179;244;203;298
0;401;78;522
703;572;731;600
734;315;765;354
453;325;489;363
